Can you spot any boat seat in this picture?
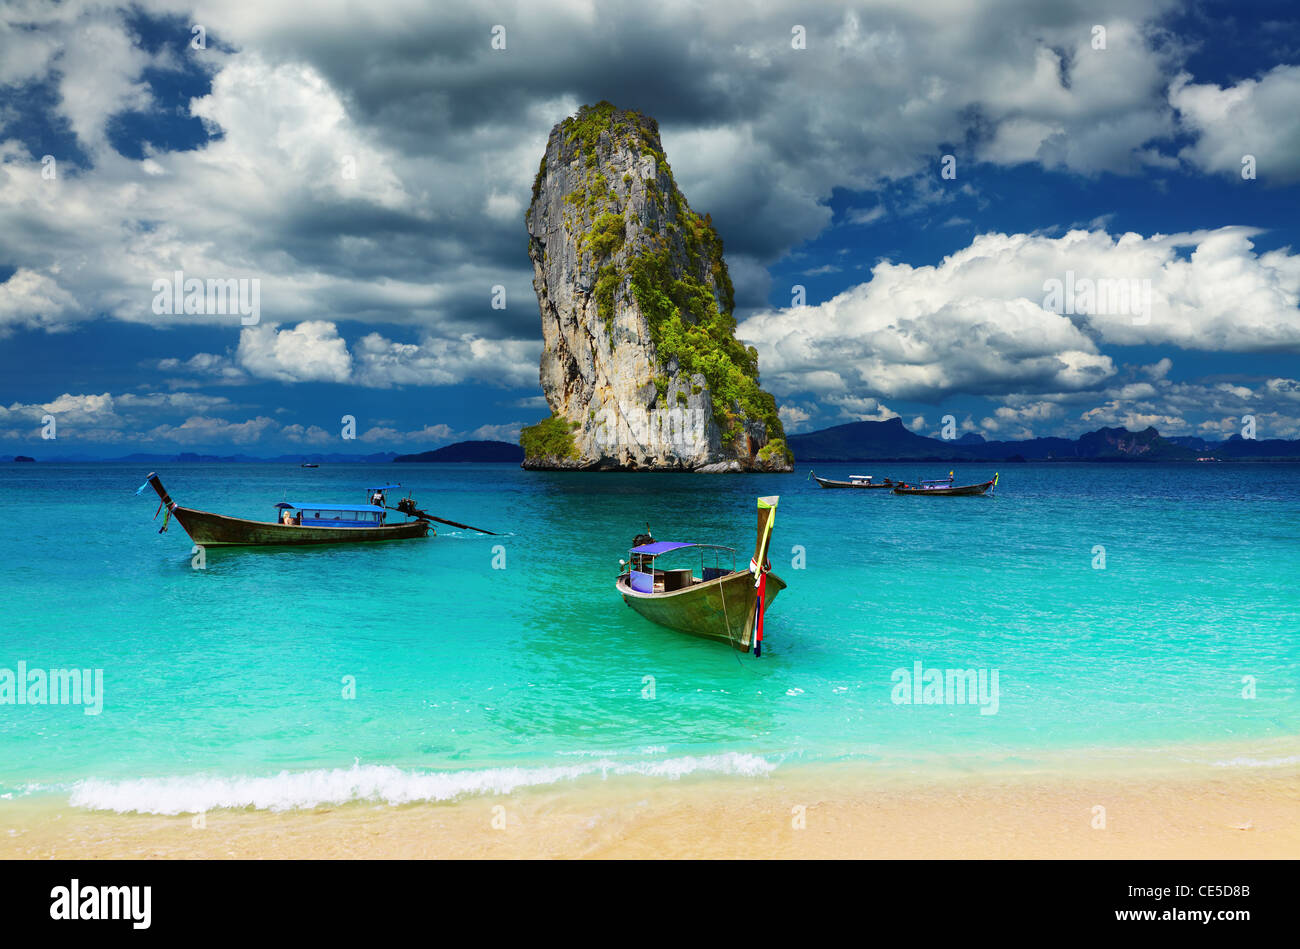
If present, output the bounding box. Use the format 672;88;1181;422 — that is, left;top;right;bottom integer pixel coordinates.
661;568;693;592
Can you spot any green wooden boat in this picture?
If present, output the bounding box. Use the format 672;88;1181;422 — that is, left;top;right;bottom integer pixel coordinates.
141;473;431;547
615;496;784;654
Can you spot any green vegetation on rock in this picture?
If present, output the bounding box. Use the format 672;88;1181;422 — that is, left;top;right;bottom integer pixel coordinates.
519;414;579;461
580;211;626;262
594;265;621;338
531;155;546;202
628;245;784;451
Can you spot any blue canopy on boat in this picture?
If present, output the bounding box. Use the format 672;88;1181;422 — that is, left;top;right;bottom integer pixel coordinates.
276;502;386;513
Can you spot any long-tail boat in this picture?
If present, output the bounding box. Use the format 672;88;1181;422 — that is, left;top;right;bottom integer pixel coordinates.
615;496;784;655
139;473;438;547
809;470;895;489
892;472;998;496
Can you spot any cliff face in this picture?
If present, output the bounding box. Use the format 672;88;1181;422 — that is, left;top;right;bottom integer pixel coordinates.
520;102;792;472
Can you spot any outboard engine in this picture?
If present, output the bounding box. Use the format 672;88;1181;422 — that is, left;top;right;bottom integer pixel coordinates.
632;532;654;548
396;497;418;516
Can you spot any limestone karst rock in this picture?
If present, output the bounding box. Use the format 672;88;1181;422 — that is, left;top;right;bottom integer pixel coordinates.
520;102;793;472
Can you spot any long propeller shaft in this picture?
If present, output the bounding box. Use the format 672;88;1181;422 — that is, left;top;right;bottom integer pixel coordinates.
386;505;497;535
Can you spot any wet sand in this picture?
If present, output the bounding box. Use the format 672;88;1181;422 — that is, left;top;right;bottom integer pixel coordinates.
3;761;1297;859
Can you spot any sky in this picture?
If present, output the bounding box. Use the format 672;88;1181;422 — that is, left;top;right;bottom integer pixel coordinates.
1;0;1298;458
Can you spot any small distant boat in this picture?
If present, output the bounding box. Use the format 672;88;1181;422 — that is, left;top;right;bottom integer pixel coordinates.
300;462;319;468
809;470;895;489
616;496;785;655
893;472;998;496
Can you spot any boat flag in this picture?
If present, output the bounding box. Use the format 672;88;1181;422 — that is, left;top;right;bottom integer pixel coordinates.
750;496;779;657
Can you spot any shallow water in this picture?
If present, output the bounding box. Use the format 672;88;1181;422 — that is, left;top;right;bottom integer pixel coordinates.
1;461;1296;812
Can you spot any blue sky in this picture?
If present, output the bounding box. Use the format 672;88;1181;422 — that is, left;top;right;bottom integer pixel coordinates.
1;0;1298;457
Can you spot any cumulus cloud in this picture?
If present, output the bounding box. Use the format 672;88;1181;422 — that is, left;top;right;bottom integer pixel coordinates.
358;421;522;445
0;389;235;442
0;0;1238;347
236;321;353;383
0;266;84;334
778;404;812;431
352;332;540;389
0;4;154;150
2;0;1298;445
974;369;1300;440
0;387;509;448
144;414;277;445
153;320;542;390
155;352;248;388
1171;65;1300;183
740;226;1300;403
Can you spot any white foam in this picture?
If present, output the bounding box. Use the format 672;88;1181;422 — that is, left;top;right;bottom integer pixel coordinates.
1208;754;1300;769
66;753;778;814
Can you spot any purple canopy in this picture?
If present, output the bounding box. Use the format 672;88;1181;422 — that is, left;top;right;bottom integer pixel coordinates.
629;541;698;556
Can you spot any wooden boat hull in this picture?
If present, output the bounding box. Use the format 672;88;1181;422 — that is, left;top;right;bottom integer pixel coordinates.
169;505;431;546
892;479;994;496
616;570;786;651
813;475;893;489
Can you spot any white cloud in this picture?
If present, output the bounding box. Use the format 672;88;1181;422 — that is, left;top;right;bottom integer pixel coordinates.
156;352;247;386
144;415;277;445
357;421;522;445
0;267;83;334
280;423;334;445
0;0;1223;347
824;395;899;422
1171;65;1300;183
741;226;1300;402
353;332;541;388
467;421;523;442
2;0;1297;432
359;424;455;445
236;321;353;383
777;404;811;431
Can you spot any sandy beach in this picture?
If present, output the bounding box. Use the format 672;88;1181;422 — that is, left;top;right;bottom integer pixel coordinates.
4;760;1297;859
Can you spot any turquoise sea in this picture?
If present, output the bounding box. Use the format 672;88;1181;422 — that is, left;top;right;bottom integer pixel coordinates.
1;461;1297;813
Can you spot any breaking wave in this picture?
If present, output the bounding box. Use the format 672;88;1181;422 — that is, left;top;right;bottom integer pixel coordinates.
66;753;778;814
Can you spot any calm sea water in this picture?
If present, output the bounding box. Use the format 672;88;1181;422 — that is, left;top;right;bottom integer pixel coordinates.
1;461;1297;812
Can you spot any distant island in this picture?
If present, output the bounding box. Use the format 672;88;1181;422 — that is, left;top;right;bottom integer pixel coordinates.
787;417;1300;462
394;441;524;463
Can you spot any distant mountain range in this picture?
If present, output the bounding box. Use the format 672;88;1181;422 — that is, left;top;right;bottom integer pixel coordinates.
787;417;1300;462
394;441;524;463
9;441;521;464
11;427;1299;465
